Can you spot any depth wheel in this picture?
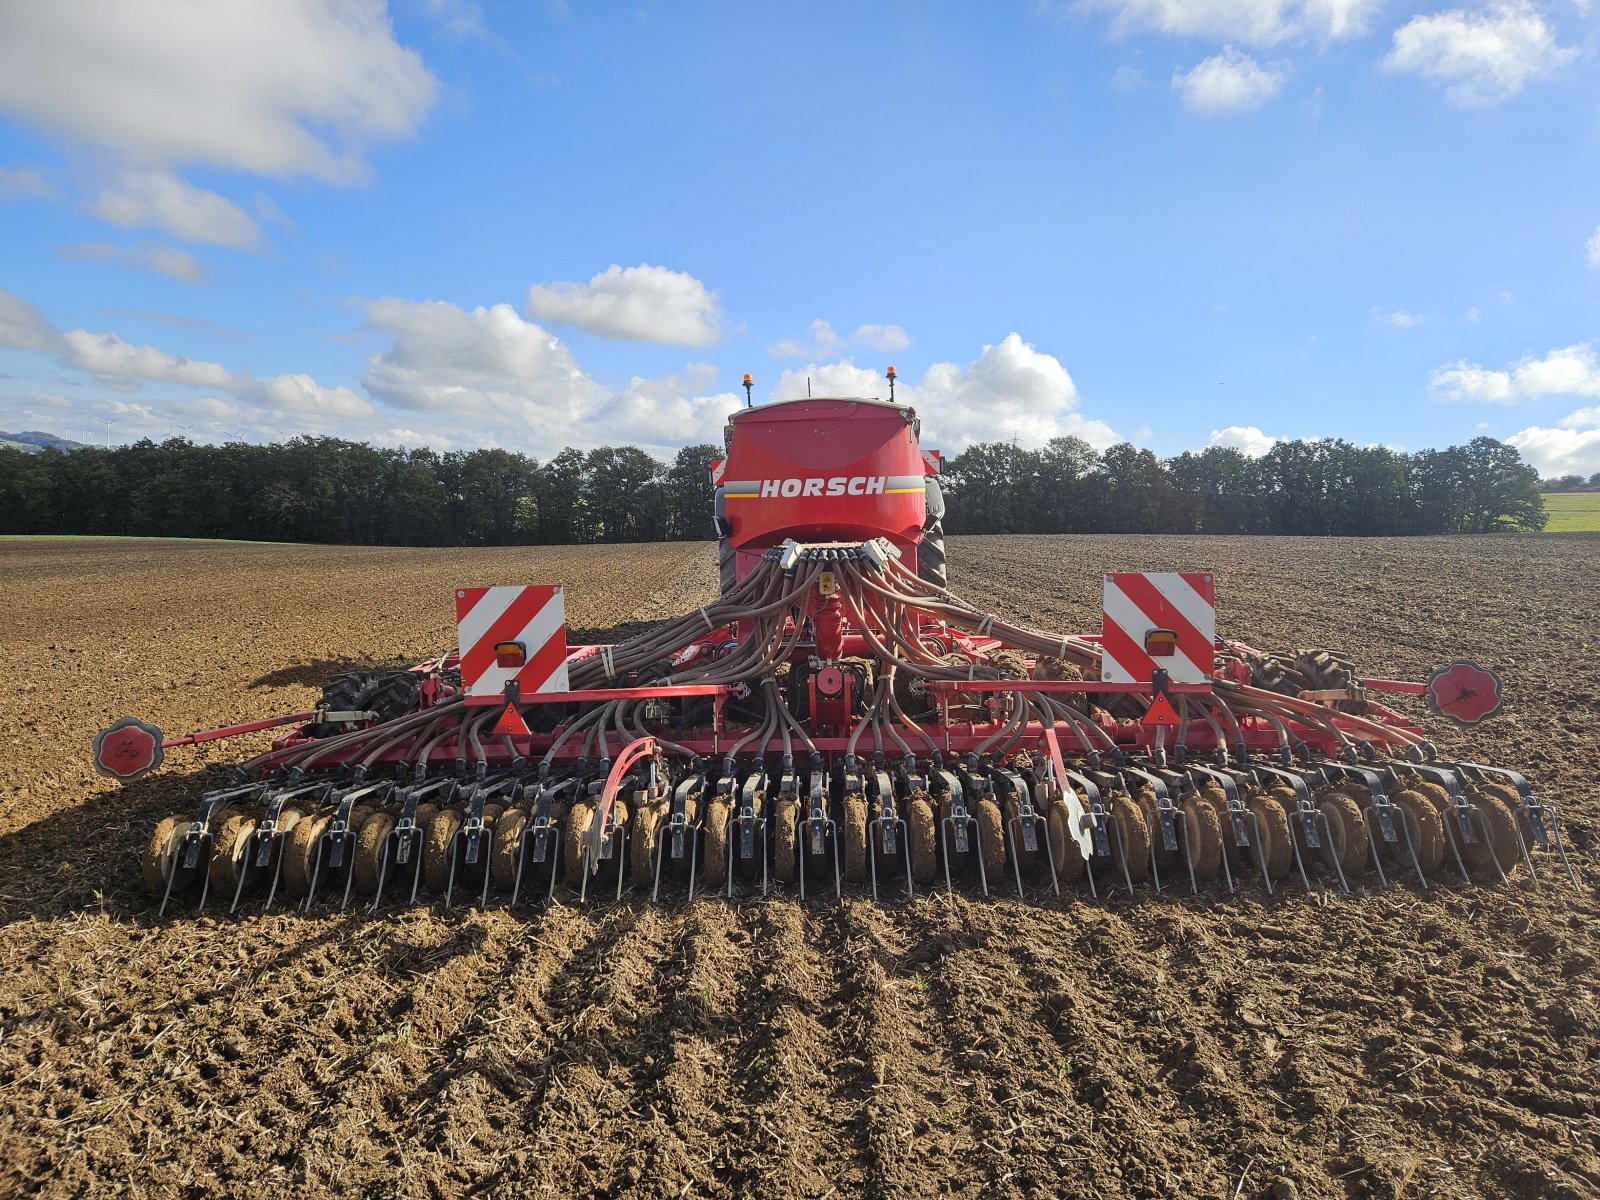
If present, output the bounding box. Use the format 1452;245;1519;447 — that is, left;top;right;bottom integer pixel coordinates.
1463;786;1521;880
842;794;869;884
1106;793;1149;884
208;814;257;897
563;802;593;887
491;809;528;892
907;793;938;885
1181;793;1224;881
281;815;331;897
353;812;396;895
773;796;800;884
975;798;1006;880
1243;791;1292;880
422;809;463;894
142;815;197;897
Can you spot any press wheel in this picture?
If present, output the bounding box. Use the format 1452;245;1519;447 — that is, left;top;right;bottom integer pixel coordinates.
907;793;938;885
208;814;258;897
142;815;197;897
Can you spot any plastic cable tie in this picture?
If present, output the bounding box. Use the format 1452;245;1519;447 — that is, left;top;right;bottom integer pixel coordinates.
601;646;616;678
1059;636;1071;659
977;614;994;637
698;606;715;631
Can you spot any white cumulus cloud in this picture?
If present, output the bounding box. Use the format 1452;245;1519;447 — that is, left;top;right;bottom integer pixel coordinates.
854;323;911;352
1383;2;1575;107
768;319;844;360
1508;404;1600;477
772;334;1119;452
1430;343;1600;404
1077;0;1380;44
1174;48;1284;113
89;169;262;250
0;287;65;353
62;329;235;389
526;263;721;346
1207;425;1281;456
0;0;437;183
1372;307;1425;328
364;297;608;439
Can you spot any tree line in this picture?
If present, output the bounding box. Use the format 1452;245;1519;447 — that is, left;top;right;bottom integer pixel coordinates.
0;430;1547;545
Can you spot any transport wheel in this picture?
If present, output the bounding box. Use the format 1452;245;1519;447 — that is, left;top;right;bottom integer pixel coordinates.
1047;796;1087;883
842;794;869;884
353;811;396;895
907;792;938;885
142;815;196;897
491;809;528;892
208;814;257;897
1389;790;1444;875
282;815;331;897
1243;790;1292;880
1463;786;1521;880
422;808;463;894
563;802;593;886
1182;791;1224;882
1105;793;1150;884
773;796;800;884
702;796;731;884
629;791;660;883
976;798;1006;880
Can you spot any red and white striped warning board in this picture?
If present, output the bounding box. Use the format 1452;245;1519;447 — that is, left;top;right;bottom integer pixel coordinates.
710;457;726;487
921;447;941;475
1101;572;1216;686
456;585;570;701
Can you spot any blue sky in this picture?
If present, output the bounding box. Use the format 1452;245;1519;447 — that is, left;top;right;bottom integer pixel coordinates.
2;1;1599;476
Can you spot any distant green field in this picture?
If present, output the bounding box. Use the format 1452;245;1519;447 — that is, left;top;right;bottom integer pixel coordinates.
1541;491;1600;532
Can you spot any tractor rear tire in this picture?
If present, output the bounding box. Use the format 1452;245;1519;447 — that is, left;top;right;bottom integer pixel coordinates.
919;478;947;590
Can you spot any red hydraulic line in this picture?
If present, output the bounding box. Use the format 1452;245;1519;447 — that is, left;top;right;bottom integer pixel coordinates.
162;711;318;748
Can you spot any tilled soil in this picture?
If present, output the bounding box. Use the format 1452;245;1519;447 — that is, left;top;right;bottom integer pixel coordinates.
0;534;1596;1200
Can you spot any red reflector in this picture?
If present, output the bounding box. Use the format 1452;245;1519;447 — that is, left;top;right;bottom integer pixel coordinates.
1144;629;1178;657
494;641;525;668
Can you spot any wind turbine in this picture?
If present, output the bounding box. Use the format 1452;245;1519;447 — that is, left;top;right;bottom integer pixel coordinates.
100;417;117;449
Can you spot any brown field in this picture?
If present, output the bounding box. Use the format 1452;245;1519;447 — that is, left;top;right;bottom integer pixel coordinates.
0;534;1596;1200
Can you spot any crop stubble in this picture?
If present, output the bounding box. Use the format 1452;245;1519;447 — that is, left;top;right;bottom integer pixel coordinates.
0;534;1596;1200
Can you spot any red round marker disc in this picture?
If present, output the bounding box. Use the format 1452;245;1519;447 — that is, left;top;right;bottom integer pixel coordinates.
92;717;165;781
1425;661;1503;726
